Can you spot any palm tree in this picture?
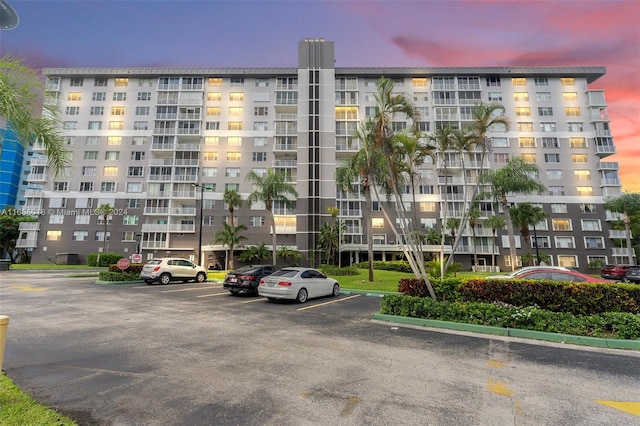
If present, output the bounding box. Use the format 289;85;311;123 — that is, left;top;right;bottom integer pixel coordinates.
223;189;243;227
485;214;505;272
604;192;640;265
94;203;114;254
445;217;460;266
211;222;248;270
0;54;69;175
480;158;545;271
277;245;302;266
467;206;481;270
246;169;298;265
510;203;548;266
238;243;270;264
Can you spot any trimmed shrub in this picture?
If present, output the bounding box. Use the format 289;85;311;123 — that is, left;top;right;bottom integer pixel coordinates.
108;263;143;274
99;271;141;282
320;265;360;276
398;277;464;302
87;253;124;267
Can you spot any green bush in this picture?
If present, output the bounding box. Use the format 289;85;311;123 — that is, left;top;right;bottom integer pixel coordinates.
87;253;124;267
108;263;143;274
459;279;640;315
353;260;413;273
398;277;464;302
380;294;640;340
99;271;141;282
320;265;360;276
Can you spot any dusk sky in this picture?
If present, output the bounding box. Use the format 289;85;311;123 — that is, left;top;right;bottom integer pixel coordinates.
2;0;639;191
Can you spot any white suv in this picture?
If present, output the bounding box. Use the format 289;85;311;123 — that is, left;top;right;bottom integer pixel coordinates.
140;258;207;285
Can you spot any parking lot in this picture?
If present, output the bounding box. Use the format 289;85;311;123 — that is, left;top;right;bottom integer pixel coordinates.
2;271;639;425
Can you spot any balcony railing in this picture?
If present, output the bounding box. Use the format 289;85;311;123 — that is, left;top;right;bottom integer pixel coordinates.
170;207;196;215
140;241;169;249
609;230;631;239
24;189;43;198
144;207;169;215
16;237;38;248
612;247;636;257
18;222;40;231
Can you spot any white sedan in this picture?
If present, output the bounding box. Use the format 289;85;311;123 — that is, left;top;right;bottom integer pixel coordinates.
258;267;340;303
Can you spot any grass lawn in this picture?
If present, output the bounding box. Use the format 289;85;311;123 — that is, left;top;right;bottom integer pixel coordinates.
0;374;77;425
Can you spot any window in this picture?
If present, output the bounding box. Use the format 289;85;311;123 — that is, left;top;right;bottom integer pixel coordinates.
552;219;572;231
576;186;593;196
46;230;62;241
92;92;106;101
132;136;146;146
128;166;144;177
72;231;89;241
202;167;217;177
493;153;510;163
79;182;94;192
546;170;563;180
544;153;560;163
67;92;82;101
252;152;267;162
207;92;222;101
125;199;140;208
95;231;111;242
551;203;567;213
555;236;575;249
101;182;116;192
521;153;537;163
230;78;244;87
534;78;548;86
75;214;90;224
538;107;553;116
87;121;102;130
562;92;578;101
515;107;530;116
49;214;64;224
536;92;551;102
486;77;501;86
574;170;591;181
109;121;124;130
581;219;601;232
66;106;79;115
227;152;241;162
569;137;586;148
208;77;223;87
571;154;588;163
53;182;68;191
225;167;241;178
414;92;428;101
584;237;604;249
105;151;120;160
419;202;436;212
94;78;107;87
517;122;533;132
203;152;218;161
114;78;128;87
225;183;240;192
518;137;535;148
113;92;127;101
253;137;267;147
229;92;244;101
103;166;118;177
548;186;565;196
254;107;269;116
138;92;152;101
580;203;596;214
135;106;150;115
568;122;583;132
513;92;529;101
565;107;581;117
111;106;125;115
204;137;219;146
123;215;139;225
540;122;556;132
228;122;243;130
487;92;502;101
63;121;77;130
253;122;268;131
229;107;243;116
134;121;148;130
560;77;575;86
511;78;527;86
107;136;122;146
492;137;508;148
90;106;104;116
206;122;220;130
372;218;384;229
250;216;265;227
541;137;559;148
84;151;98;160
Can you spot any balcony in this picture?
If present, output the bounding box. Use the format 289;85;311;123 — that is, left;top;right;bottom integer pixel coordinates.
175;143;201;151
153;127;176;135
24;189;43;198
601;178;621;186
148;174;172;182
609;230;631;239
171;190;196;198
612;247;636;257
18;222;40;231
30;158;48;166
173;175;198;183
28;173;47;182
144;207;169;215
598;162;619;171
151;143;176;151
594;145;616;157
170;207;196;215
140;241;169;249
16;237;38;248
141;224;196;233
606;211;624;221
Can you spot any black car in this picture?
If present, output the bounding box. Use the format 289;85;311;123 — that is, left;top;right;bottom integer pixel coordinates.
223;264;280;295
622;266;640;283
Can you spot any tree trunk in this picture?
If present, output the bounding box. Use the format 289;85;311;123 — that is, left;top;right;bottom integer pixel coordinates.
270;210;277;265
624;211;634;265
502;197;517;272
364;190;374;282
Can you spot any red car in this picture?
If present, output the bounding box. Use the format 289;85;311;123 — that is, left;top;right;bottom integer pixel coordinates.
517;269;612;283
600;264;633;280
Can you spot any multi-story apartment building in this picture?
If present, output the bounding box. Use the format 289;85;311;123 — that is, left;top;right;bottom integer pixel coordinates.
18;38;633;270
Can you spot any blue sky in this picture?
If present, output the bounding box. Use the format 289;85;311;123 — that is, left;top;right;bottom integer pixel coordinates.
2;0;639;189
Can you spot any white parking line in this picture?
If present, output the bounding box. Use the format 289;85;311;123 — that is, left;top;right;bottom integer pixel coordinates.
196;292;229;298
161;286;221;293
241;298;265;304
297;294;362;311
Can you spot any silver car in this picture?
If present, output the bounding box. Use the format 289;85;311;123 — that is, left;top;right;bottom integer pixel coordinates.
258;267;340;303
140;258;207;285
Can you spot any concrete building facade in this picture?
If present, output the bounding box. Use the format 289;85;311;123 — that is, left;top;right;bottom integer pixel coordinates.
18;38;633;270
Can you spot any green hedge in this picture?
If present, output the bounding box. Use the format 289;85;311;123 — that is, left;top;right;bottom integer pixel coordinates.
320;265;360;276
353;260;413;273
87;253;124;267
108;263;143;274
99;271;141;282
380;294;640;340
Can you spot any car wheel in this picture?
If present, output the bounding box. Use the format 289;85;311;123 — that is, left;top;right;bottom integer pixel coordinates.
196;272;206;283
267;297;276;302
229;289;240;296
332;283;340;297
159;273;171;285
296;288;308;303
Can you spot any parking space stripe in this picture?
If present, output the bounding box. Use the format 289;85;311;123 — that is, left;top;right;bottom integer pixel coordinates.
161;286;221;293
297;294;362;311
196;292;229;298
241;298;265;304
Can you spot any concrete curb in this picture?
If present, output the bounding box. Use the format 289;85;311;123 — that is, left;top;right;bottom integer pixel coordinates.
373;313;640;350
340;289;398;297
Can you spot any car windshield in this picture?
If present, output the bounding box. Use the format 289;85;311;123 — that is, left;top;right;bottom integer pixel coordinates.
269;269;299;278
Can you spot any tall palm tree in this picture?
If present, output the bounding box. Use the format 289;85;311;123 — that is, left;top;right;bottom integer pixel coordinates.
211;222;247;270
604;192;640;265
94;203;114;254
480;158;545;271
0;54;69;175
223;189;243;227
485;214;505;272
510;203;548;266
445;217;460;265
246;169;298;265
467;206;481;270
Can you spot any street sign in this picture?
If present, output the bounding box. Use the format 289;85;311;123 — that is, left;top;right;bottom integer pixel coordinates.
131;253;142;263
117;258;130;270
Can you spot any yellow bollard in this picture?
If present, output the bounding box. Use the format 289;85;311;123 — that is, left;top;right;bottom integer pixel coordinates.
0;315;9;372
